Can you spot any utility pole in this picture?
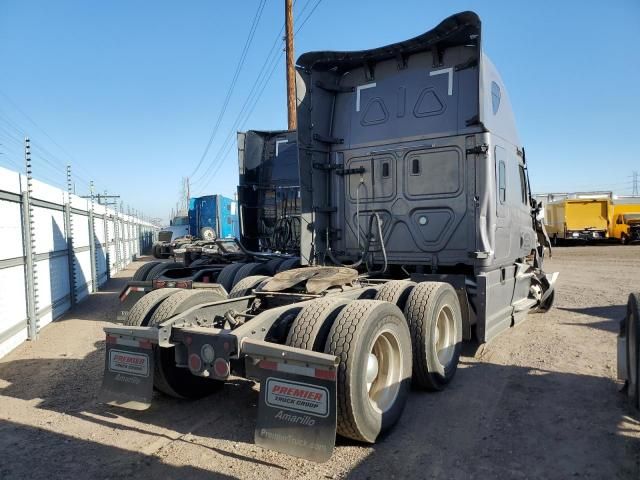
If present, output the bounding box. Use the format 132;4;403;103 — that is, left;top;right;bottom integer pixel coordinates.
285;0;297;130
633;170;639;196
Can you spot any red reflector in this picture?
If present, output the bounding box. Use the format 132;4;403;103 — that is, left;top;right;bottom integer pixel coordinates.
185;336;192;346
106;334;117;344
138;339;152;350
258;360;278;371
189;354;202;372
315;368;336;380
202;276;210;283
214;358;229;377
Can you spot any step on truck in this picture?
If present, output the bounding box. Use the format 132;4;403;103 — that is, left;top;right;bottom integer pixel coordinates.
100;11;557;462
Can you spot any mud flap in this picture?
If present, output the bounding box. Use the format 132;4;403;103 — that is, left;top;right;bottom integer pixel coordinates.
98;332;155;410
244;342;338;462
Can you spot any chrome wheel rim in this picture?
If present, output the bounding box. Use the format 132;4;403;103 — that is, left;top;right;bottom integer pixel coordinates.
434;305;456;368
367;327;403;413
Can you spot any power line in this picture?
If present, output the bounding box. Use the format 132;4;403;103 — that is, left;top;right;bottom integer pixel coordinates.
295;0;323;35
188;0;267;179
191;34;284;187
195;54;284;193
0;94;107;193
193;2;325;193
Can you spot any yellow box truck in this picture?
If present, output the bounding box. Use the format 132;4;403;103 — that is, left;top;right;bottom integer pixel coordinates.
609;203;640;244
545;198;611;243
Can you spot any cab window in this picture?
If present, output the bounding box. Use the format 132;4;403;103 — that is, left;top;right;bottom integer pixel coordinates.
518;165;528;204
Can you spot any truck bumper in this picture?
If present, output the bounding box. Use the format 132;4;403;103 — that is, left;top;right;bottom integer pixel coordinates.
566;230;606;241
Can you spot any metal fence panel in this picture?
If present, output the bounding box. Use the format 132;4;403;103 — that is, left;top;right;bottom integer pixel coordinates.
0;199;24;260
0;165;157;359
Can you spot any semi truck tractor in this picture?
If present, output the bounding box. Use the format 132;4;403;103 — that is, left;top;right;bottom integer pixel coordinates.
153;215;191;258
237;129;300;254
100;11;557;462
188;194;239;241
117;132;302;321
152;195;239;259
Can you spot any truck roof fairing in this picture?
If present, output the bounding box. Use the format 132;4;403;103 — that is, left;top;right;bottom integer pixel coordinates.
296;11;521;148
297;11;480;73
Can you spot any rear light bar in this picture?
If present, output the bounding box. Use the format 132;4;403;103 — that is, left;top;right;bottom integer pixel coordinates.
153;279;193;289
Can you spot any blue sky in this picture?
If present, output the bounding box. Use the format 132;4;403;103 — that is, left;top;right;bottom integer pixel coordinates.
0;1;638;222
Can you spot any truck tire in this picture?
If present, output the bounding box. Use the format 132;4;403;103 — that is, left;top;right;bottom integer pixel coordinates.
374;280;416;311
228;275;270;298
149;289;226;323
147;293;224;399
132;261;162;281
152;244;161;259
358;288;379;300
404;282;463;391
124;288;181;326
324;300;412;443
216;262;246;292
145;261;183;281
627;293;640;410
232;262;271;288
286;297;349;351
264;258;286;275
189;258;210;267
276;257;300;273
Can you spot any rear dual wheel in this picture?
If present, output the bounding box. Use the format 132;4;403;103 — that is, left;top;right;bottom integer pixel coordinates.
404;282;463;391
148;289;226;399
124;288;226;399
132;261;162;281
286;298;412;443
146;261;183;281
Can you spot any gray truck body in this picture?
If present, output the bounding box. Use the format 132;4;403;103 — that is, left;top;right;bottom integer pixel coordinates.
296;11;551;341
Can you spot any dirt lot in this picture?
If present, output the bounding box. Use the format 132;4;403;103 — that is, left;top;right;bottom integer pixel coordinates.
0;246;639;479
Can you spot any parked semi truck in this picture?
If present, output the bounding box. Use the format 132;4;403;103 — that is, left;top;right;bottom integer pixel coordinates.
152;195;239;259
545;198;611;243
100;12;556;462
153;214;191;258
117;131;302;320
189;194;239;241
237;129;300;254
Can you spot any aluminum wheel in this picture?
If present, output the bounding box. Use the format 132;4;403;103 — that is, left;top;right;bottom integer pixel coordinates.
367;328;403;414
434;305;456;367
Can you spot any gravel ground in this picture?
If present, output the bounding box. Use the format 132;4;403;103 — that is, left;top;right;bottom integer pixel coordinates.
0;247;639;479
